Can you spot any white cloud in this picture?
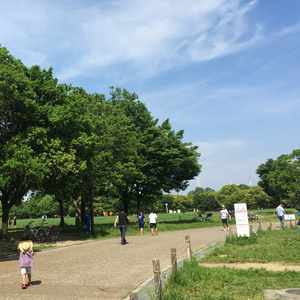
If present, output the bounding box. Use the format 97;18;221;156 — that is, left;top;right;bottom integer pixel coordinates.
0;0;261;80
195;139;245;159
277;22;300;36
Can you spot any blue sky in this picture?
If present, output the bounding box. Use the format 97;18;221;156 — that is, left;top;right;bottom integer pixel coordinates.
1;0;299;193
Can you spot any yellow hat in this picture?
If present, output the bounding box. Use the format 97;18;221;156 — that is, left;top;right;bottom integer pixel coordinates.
19;241;33;253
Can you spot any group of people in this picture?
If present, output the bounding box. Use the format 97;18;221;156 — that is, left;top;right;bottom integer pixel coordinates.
8;216;17;228
114;208;159;245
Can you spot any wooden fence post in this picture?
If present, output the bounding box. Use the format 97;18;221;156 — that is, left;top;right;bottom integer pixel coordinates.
185;235;192;260
129;293;138;300
171;248;177;276
269;221;272;230
152;259;162;298
250;225;253;232
259;222;262;230
290;220;292;228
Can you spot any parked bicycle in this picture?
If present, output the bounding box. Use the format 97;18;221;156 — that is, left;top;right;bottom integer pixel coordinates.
24;221;59;242
24;221;47;242
43;222;59;242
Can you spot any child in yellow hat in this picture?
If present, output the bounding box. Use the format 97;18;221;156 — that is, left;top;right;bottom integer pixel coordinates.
18;232;34;289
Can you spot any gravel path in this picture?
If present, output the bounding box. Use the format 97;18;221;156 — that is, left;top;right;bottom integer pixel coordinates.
0;223;272;300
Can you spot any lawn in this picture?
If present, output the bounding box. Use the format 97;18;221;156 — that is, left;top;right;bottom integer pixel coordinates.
160;226;300;300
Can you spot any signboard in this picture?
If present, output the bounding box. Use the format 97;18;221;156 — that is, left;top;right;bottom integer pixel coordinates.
234;203;250;237
284;214;296;221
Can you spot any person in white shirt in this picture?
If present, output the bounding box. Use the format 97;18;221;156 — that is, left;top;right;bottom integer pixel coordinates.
149;210;159;236
219;205;229;231
276;203;285;228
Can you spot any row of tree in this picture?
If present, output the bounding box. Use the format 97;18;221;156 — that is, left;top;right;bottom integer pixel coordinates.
0;46;201;237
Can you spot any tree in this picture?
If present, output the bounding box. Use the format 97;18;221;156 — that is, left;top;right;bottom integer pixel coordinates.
172;195;193;212
188;187;218;211
242;186;270;209
257;150;300;207
106;88;201;212
216;184;244;209
0;47;51;238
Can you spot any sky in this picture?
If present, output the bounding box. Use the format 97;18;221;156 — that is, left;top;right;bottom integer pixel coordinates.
1;0;299;193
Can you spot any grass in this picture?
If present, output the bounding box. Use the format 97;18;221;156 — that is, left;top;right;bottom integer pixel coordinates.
160;258;300;300
201;227;300;264
160;227;300;300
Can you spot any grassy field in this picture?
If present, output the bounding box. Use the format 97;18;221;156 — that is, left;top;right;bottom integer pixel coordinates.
160;226;300;300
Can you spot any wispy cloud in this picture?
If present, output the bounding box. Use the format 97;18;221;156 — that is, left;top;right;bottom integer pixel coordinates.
195;139;245;159
0;0;261;81
277;21;300;36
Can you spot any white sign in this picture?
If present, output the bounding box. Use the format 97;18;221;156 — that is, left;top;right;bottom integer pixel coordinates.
234;203;250;237
284;214;296;221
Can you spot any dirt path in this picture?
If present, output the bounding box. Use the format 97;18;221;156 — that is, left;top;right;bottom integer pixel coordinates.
0;222;281;300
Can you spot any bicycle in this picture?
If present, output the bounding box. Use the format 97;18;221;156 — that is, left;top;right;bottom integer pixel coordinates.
24;221;47;243
205;213;213;222
45;223;59;242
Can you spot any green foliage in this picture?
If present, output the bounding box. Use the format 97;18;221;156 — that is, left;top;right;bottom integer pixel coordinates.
242;186;270;209
188;187;218;211
257;149;300;207
0;47;201;236
216;184;244;209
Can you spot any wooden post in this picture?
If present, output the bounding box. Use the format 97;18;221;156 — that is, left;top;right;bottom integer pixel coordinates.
185;235;192;260
269;221;272;230
152;259;162;298
171;248;177;276
290;220;292;228
250;225;253;232
129;293;138;300
259;222;262;230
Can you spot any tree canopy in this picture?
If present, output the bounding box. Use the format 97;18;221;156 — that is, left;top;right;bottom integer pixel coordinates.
0;46;201;237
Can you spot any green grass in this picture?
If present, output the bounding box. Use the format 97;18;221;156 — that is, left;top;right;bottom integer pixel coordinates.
201;227;300;264
160;227;300;300
160;258;300;300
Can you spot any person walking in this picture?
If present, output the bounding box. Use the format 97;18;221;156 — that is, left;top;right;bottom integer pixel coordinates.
8;216;12;228
137;210;146;236
149;209;158;236
13;216;17;228
276;203;285;228
85;210;91;233
18;232;34;289
219;205;229;231
114;207;131;245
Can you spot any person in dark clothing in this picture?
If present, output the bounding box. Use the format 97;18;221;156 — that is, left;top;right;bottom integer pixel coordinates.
114;207;131;245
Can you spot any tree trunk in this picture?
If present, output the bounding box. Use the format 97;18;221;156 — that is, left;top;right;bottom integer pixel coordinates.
81;196;86;226
0;201;9;240
89;185;94;236
73;196;82;229
58;198;65;227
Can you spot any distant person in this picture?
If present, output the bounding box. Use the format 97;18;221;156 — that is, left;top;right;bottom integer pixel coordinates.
85;210;91;233
137;210;146;236
276;203;285;228
219;205;229;231
149;209;158;236
8;216;12;228
13;216;17;228
114;206;131;245
18;232;34;289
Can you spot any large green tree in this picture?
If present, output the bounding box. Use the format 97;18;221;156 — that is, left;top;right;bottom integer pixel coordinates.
0;47;51;238
106;88;201;212
257;149;300;207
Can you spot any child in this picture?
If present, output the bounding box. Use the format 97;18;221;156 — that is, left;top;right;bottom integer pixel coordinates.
137;210;146;236
18;232;34;289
